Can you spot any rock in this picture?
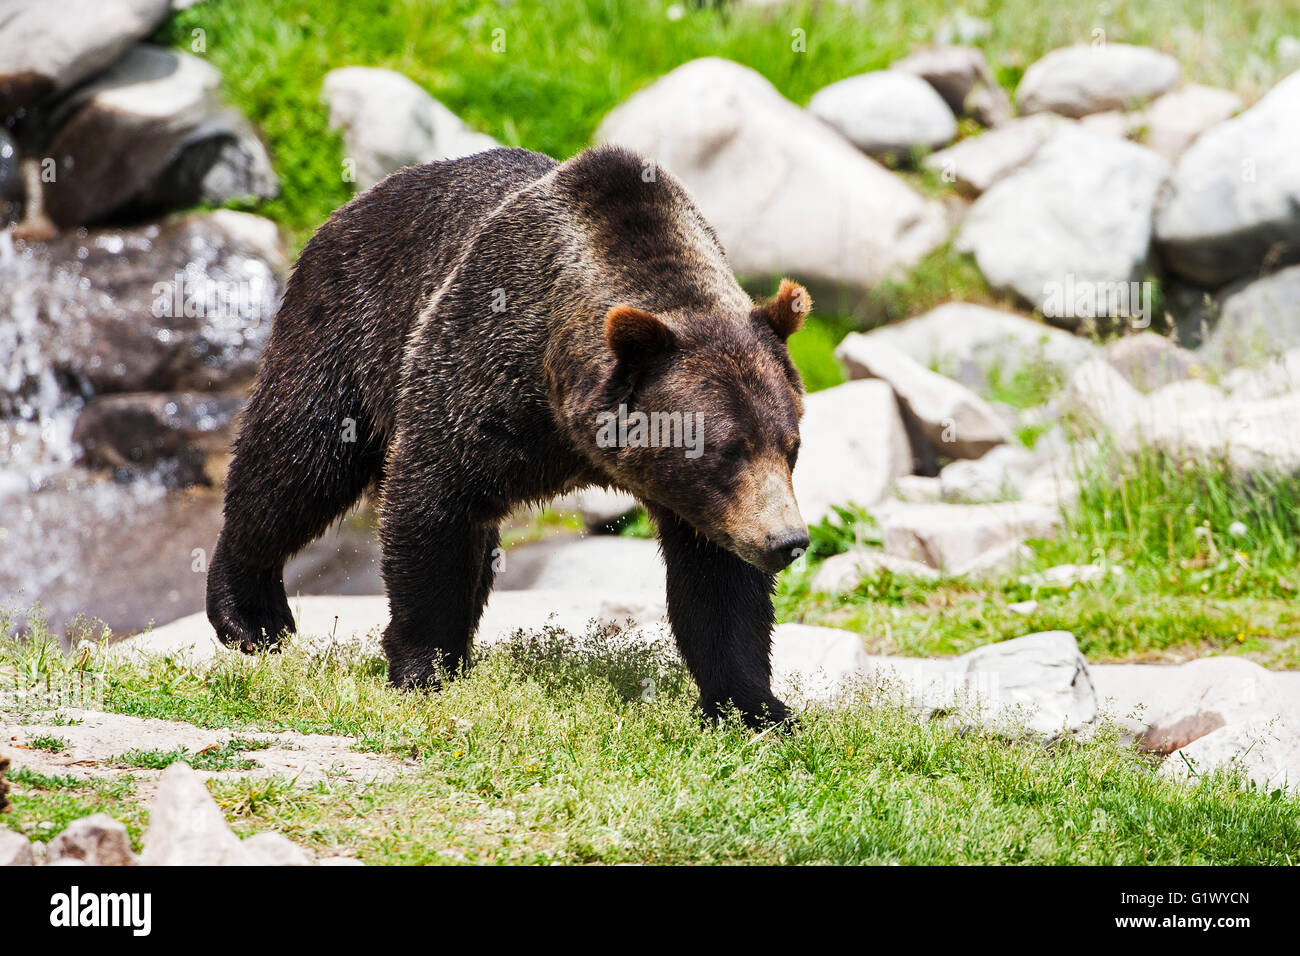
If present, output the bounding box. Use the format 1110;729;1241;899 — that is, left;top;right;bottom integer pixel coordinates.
1200;266;1300;370
923;114;1072;196
873;500;1060;572
0;0;172;115
1142;657;1295;755
1;211;286;403
955;126;1170;317
1016;43;1181;118
47;813;138;866
810;550;939;593
1142;84;1242;159
861;302;1096;391
322;67;499;191
1154;70;1300;286
243;832;313;866
318;856;365;866
1163;720;1300;792
1139;383;1300;476
951;538;1035;578
1220;349;1300;401
42;46;278;229
0;130;21;223
938;444;1040;503
73;392;244;486
141;763;254;865
894;46;1011;127
792;380;913;524
958;631;1098;735
0;828;34;866
807;70;957;158
835;336;1010;458
595;58;947;290
770;623;870;706
548;486;639;530
495;537;665;598
1019;563;1121;588
1103;332;1202;392
1057;357;1144;437
891;474;942;503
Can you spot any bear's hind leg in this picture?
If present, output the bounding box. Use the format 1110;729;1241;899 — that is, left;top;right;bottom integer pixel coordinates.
649;505;793;730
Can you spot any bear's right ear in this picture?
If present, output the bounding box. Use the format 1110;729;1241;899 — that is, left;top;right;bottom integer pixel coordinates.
605;305;674;363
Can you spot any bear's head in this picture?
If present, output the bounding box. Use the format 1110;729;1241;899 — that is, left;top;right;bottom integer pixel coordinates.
594;279;811;573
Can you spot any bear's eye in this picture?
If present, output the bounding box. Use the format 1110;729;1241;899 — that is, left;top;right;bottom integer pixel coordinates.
720;441;748;464
785;441;800;470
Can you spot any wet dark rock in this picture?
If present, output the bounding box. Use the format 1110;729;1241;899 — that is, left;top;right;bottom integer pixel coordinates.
42;46;278;228
0;129;21;224
73;391;244;487
0;209;286;413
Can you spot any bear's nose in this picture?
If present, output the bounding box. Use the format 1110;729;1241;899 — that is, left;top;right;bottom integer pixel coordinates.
763;529;810;570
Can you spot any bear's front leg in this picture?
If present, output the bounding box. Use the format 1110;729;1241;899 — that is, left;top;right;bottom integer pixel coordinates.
649;505;793;730
379;474;501;690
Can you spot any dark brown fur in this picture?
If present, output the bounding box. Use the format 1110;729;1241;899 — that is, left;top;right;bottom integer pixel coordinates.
207;145;811;727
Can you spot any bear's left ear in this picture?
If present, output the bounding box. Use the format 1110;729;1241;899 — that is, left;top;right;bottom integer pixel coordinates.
756;278;812;340
605;305;674;363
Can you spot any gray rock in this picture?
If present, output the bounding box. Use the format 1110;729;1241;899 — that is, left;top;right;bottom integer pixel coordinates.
0;0;172;115
0;828;35;866
835;335;1011;458
548;486;639;530
243;832;313;866
959;631;1098;735
1155;70;1300;286
1057;357;1144;438
792;380;914;524
891;474;943;503
47;813;139;866
322;67;499;191
495;537;665;598
73;392;244;487
42;46;278;228
956;126;1170;317
872;500;1060;572
1016;43;1181;118
894;45;1011;127
808;70;957;158
810;550;939;594
1;210;286;405
1142;84;1242;159
923;114;1072;196
861;302;1095;391
770;623;871;706
1220;348;1300;401
1163;720;1300;792
141;763;254;865
596;58;947;290
1103;332;1202;392
939;444;1040;503
1201;266;1300;370
1143;657;1295;755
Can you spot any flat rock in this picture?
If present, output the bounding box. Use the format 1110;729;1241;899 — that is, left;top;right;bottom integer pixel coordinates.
1220;348;1300;401
0;828;35;866
955;126;1170;317
893;45;1011;127
770;623;871;706
1141;657;1298;754
43;46;278;228
0;0;172;115
1162;720;1300;792
871;500;1060;573
923;114;1072;196
810;550;939;594
1016;43;1181;118
807;70;957;158
1154;70;1300;286
792;379;914;524
938;444;1040;503
47;813;138;866
322;67;499;191
861;302;1096;391
243;832;314;866
958;631;1098;735
835;335;1010;458
1103;332;1202;392
495;536;665;598
596;57;947;290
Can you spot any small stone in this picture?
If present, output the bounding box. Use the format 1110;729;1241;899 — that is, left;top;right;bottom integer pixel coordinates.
0;828;35;866
47;813;139;866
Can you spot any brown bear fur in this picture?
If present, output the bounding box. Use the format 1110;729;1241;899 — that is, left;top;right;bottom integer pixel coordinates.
207;145;811;727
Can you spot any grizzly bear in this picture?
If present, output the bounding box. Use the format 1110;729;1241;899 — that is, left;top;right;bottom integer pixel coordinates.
206;145;812;728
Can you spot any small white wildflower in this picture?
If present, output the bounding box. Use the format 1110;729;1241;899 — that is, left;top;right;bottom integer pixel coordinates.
666;3;685;21
1228;521;1248;538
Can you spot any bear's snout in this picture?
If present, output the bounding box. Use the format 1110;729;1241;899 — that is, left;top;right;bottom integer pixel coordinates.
762;528;811;571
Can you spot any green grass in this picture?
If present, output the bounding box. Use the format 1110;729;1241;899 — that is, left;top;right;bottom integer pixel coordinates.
110;738;272;772
27;735;70;753
3;626;1298;864
3;767;147;847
